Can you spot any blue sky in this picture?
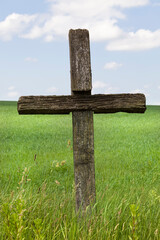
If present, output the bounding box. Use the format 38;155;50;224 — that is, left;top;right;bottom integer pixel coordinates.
0;0;160;105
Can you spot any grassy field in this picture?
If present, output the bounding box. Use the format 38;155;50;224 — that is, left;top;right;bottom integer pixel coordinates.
0;101;159;239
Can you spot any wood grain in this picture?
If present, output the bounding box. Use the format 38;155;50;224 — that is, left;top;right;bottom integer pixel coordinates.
70;29;96;212
18;93;146;114
72;111;96;211
69;29;92;92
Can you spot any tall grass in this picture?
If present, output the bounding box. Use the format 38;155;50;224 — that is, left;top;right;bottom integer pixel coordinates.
0;101;159;239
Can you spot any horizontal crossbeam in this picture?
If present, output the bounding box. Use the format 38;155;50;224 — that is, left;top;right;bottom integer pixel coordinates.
18;93;146;114
18;94;146;114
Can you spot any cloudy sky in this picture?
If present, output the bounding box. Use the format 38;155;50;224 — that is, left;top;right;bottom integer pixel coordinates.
1;0;160;105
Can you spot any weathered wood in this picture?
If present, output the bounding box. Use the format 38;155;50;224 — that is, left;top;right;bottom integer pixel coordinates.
17;28;147;215
69;29;92;92
18;93;146;114
69;29;96;213
72;111;95;211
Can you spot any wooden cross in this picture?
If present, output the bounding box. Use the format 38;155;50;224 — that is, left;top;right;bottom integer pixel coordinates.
18;29;146;212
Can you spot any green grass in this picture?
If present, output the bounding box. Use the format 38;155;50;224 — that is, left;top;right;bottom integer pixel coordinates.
0;101;159;239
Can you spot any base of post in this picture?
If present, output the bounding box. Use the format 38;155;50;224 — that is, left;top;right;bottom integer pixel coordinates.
72;111;96;212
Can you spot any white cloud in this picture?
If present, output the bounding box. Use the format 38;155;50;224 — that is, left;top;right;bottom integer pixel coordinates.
46;86;58;94
104;61;123;70
7;85;19;99
8;91;19;98
22;25;45;39
158;86;160;89
8;86;15;91
144;84;151;89
93;81;108;89
23;0;149;42
92;81;119;94
0;0;150;45
25;57;38;62
1;0;159;52
130;89;143;93
49;0;149;12
0;13;37;41
105;86;119;94
106;29;160;51
90;20;123;41
130;88;150;97
45;35;54;42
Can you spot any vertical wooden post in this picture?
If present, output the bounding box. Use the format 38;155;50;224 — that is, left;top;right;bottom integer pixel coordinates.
69;29;96;212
